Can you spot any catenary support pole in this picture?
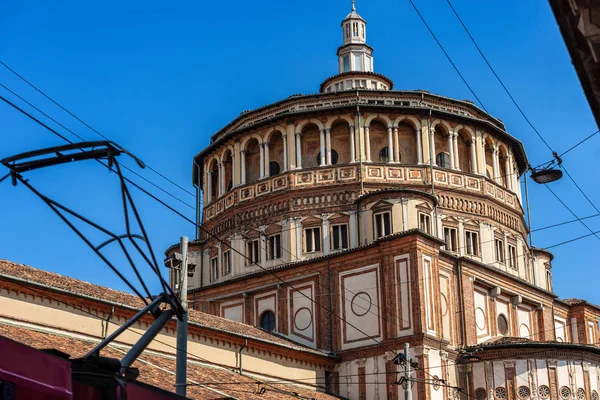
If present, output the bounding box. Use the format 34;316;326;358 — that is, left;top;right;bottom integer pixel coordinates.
404;342;411;400
176;236;189;396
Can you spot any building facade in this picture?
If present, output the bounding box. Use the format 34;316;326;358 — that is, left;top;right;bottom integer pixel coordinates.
170;3;600;399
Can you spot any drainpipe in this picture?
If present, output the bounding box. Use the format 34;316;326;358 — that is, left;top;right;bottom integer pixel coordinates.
238;339;247;375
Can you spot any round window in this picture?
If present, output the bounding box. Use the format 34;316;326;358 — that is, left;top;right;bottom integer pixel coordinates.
577;388;586;400
592;390;598;400
475;388;487;400
497;314;509;335
495;387;507;400
560;386;572;399
259;310;276;332
518;386;531;399
538;385;550;399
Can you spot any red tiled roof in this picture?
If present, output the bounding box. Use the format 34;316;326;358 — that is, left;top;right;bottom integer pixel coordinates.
0;259;329;357
0;323;337;400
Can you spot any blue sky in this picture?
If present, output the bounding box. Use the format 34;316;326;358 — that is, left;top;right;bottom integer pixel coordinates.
1;0;598;303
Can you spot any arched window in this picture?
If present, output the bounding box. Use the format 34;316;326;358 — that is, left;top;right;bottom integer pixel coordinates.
316;150;339;166
259;310;276;332
497;314;509;335
436;152;451;168
379;147;389;163
269;161;281;176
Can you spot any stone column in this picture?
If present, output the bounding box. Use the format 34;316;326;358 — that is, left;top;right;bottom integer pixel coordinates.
240;150;247;185
505;154;512;190
349;125;356;162
320;129;326;166
259;142;265;179
206;170;213;202
504;231;509;269
322;214;330;255
216;242;222;278
447;133;455;169
479;222;487;263
365;126;371;162
282;135;288;172
492;147;500;183
295;218;303;260
259;228;267;267
349;210;358;248
281;218;290;263
401;198;409;231
326;128;332;165
393;126;400;163
453;133;460;170
387;126;394;163
416;128;423;164
476;133;485;175
263;143;270;178
458;217;465;256
219;162;225;196
295;133;302;169
429;126;436;165
470;137;477;174
231;152;237;188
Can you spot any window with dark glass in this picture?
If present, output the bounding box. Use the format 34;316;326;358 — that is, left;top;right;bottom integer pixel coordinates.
443;226;458;252
379;147;389;163
269;161;280;176
495;238;505;264
331;224;349;250
436;152;451;168
246;239;260;265
268;234;281;260
419;213;431;234
259;310;276;332
316;150;339;166
508;244;517;269
465;231;479;256
305;227;321;253
343;56;350;72
222;250;231;276
374;212;391;239
210;257;219;281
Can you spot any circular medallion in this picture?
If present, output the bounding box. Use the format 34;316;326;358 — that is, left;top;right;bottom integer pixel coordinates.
351;292;372;317
519;323;530;338
475;307;487;330
293;307;313;331
440;293;448;316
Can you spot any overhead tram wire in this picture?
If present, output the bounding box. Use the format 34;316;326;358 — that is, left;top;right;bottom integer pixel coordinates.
0;60;195;199
0;87;195;211
405;0;487;112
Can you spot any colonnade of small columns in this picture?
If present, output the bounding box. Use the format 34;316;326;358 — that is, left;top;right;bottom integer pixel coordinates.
203;117;522;204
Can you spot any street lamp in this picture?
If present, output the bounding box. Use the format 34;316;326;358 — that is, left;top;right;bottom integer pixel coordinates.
530;152;563;184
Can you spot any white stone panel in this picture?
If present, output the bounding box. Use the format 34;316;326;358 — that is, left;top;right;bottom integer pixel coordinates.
440;274;451;341
557;360;569;389
574;362;584;393
423;255;436;335
428;350;444;400
591;366;598;392
474;288;489;341
517;307;531;338
339;265;382;349
472;362;486;390
288;283;315;347
395;254;412;336
493;361;506;389
221;303;244;323
555;317;567;342
536;360;549;387
515;360;529;387
255;290;277;330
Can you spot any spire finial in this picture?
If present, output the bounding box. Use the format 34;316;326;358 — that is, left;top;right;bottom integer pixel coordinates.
352;0;356;11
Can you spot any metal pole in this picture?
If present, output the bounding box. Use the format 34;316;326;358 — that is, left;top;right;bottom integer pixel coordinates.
176;236;189;396
404;342;411;400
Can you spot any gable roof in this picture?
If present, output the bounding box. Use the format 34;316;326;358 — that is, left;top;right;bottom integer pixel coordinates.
0;259;332;358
